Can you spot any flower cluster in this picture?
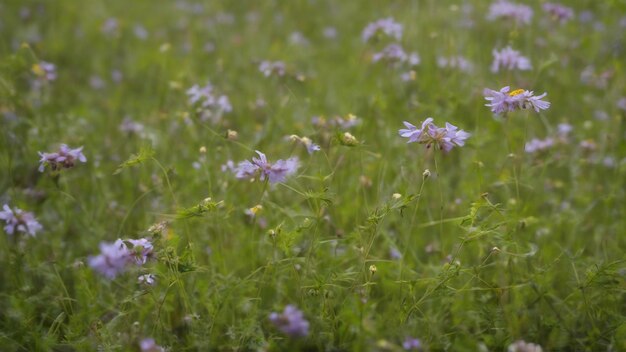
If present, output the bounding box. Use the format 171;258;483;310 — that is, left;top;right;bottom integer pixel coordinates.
235;151;299;184
399;118;470;152
491;46;531;73
525;123;572;154
0;204;43;237
140;338;165;352
32;61;57;81
484;86;550;114
186;82;232;122
507;340;543;352
259;60;286;77
288;135;321;154
437;56;473;72
543;3;574;24
487;1;533;25
88;238;154;279
402;337;422;350
361;17;403;42
38;144;87;172
372;44;420;66
269;305;310;337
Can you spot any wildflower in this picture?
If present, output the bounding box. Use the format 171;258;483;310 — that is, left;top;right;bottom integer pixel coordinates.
339;132;359;146
119;117;145;134
244;204;263;218
127;238;154;265
487;1;533;25
186;82;232;121
369;264;377;274
138;274;156;286
362;17;403;42
507;340;543;352
322;26;338;39
437;56;473;72
483;86;550;114
617;97;626;111
402;337;422;350
389;247;402;259
235;151;299;184
32;61;57;81
140;338;165;352
543;3;574;24
399;119;470;152
289;135;321;154
38;144;87;172
524;138;554;153
372;43;407;63
491;46;531;73
221;160;236;173
392;193;402;199
269;305;310;337
87;239;131;279
259;60;286;77
423;169;431;178
0;204;43;237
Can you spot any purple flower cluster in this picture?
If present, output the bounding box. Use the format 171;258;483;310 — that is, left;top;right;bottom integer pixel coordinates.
140;338;165;352
372;44;420;66
437;56;473;72
269;305;310;337
259;60;286;77
0;204;43;237
88;238;154;279
399;118;470;152
235;151;299;184
525;123;572;154
289;135;321;154
543;3;574;24
38;144;87;172
402;337;422;350
32;61;57;81
484;86;550;114
186;82;232;121
487;1;533;25
491;46;531;73
362;17;403;42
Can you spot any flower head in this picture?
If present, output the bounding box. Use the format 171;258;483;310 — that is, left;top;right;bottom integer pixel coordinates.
269;305;310;337
289;135;321;154
38;144;87;172
0;204;43;237
140;338;165;352
437;56;473;72
259;61;286;77
402;337;422;350
235;151;299;184
32;61;57;81
88;239;130;279
484;86;550;114
362;17;403;42
487;1;533;24
138;274;156;286
186;82;232;122
543;3;574;24
399;118;470;152
491;46;531;72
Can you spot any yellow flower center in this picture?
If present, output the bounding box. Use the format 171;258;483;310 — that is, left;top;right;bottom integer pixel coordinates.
508;89;525;96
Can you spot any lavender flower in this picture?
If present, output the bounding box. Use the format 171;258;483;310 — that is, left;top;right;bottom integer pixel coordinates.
437;56;473;72
186;82;232;121
0;204;43;237
399;118;470;152
259;61;286;77
88;239;131;279
487;1;533;24
88;238;154;279
402;337;422;350
484;86;550;114
617;97;626;111
38;144;87;172
119;117;145;134
140;338;165;352
138;274;156;286
32;61;57;81
269;305;310;337
543;3;574;24
491;46;531;72
508;340;543;352
524;138;554;153
362;17;403;42
235;151;299;184
289;135;321;154
372;43;407;63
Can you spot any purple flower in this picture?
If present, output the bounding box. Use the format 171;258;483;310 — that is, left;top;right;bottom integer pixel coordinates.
491;46;531;73
362;17;403;42
399;118;470;152
88;239;131;279
259;61;286;77
235;151;299;184
140;338;165;352
0;204;43;237
88;238;154;279
32;61;57;81
437;56;473;72
138;274;156;286
372;43;407;63
543;3;574;24
289;135;321;154
508;340;543;352
186;82;232;121
403;337;422;350
269;305;310;337
484;86;550;114
524;138;554;153
617;97;626;111
487;1;533;25
119;117;145;134
38;144;87;172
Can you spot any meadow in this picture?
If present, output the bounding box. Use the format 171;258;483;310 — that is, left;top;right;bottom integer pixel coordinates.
1;1;625;351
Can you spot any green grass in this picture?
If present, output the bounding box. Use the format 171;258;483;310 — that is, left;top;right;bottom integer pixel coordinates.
1;0;625;351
